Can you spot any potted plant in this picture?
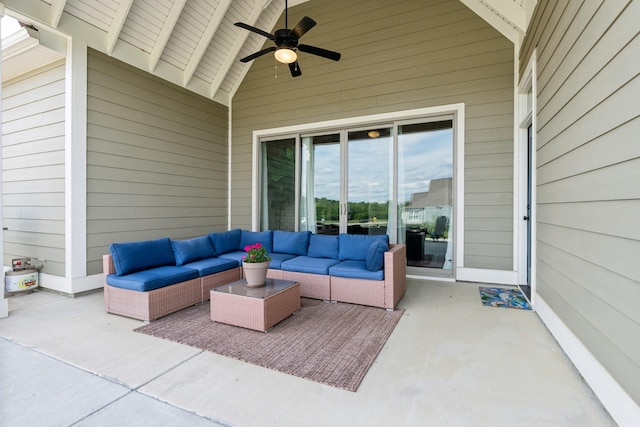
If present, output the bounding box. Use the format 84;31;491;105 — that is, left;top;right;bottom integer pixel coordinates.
242;243;271;287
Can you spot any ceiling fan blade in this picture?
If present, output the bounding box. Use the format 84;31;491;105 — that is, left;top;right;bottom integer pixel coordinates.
298;44;341;61
288;61;302;77
234;22;275;40
239;46;276;63
290;16;316;39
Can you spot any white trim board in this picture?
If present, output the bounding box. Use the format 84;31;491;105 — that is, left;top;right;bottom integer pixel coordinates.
252;103;466;276
536;295;640;427
456;267;518;286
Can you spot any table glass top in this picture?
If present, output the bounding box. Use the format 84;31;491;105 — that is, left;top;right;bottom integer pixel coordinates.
212;278;298;299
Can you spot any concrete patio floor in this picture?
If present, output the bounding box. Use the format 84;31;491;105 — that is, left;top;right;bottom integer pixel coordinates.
0;279;615;426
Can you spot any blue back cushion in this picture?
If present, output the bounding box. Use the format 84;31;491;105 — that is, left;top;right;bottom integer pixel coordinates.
338;234;389;261
109;237;175;276
240;230;273;252
307;234;339;259
273;230;311;255
209;229;242;255
365;240;389;271
171;236;217;266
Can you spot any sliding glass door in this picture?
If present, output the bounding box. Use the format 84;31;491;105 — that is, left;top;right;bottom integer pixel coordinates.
398;120;453;272
300;134;340;234
260;137;296;231
345;128;392;235
260;117;454;274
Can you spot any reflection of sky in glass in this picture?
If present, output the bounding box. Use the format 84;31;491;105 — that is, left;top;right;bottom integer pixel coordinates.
313;129;452;203
399;129;453;203
314;144;340;200
348;137;391;203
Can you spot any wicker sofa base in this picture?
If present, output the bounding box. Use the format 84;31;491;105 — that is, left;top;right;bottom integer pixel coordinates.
201;267;242;301
104;278;201;322
281;271;331;301
103;255;241;321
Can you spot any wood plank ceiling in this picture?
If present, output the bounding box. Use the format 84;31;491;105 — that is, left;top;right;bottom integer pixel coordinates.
2;0;536;106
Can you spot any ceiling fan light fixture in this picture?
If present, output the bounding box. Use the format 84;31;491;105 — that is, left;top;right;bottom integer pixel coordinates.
368;130;381;138
274;48;297;63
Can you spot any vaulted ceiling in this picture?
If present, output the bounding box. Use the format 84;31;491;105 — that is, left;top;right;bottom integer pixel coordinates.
2;0;536;106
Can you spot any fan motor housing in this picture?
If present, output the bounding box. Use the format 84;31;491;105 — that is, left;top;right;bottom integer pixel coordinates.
274;28;298;48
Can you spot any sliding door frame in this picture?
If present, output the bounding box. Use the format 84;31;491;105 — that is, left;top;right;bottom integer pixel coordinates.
252;104;465;276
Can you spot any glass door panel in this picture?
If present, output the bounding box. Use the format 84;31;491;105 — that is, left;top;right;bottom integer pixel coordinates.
260;138;296;231
398;120;453;271
346;128;392;235
300;134;340;234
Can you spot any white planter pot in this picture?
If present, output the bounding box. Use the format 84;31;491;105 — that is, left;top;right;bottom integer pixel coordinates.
243;261;269;287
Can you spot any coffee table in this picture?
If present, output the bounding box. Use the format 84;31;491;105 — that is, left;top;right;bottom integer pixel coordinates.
210;278;300;332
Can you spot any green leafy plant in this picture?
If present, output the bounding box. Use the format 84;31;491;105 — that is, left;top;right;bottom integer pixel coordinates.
242;243;271;263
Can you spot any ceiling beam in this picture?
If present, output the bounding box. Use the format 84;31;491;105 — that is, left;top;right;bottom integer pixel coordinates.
2;0;50;26
149;0;186;72
183;0;233;86
210;0;272;99
106;0;133;54
49;0;67;27
227;0;288;102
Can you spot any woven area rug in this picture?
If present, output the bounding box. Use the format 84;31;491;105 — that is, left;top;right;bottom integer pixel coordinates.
135;298;404;392
479;287;532;310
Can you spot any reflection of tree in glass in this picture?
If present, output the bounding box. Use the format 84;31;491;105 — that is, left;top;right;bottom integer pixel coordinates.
264;141;295;230
316;199;389;224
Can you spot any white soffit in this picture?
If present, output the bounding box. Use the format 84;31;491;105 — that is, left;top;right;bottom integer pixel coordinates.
2;25;65;82
458;0;536;45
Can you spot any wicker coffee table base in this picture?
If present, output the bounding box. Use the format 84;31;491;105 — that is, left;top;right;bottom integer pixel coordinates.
210;279;301;332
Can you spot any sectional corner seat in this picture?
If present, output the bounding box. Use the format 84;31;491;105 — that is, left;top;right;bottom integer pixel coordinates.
103;229;407;321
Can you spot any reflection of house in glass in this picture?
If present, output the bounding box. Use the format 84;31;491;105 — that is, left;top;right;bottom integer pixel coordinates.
403;178;453;269
403;178;452;229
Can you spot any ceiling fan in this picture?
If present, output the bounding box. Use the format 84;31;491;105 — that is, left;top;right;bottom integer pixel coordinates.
234;0;341;77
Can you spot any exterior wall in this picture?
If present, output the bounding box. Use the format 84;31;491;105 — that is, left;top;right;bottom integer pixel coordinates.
521;0;640;407
86;50;229;275
232;0;515;270
2;61;66;276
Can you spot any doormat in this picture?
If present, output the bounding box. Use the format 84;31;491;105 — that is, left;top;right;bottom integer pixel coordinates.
479;287;531;310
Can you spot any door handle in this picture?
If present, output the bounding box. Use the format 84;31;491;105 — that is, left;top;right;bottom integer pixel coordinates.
523;216;529;221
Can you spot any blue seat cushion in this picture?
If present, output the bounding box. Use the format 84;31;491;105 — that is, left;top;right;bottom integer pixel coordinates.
307;234;339;259
209;229;242;255
329;260;385;281
365;240;389;271
240;230;273;252
267;252;298;269
171;236;217;266
109;238;175;276
338;234;389;261
273;230;311;255
281;256;341;275
218;251;247;264
182;257;239;277
105;266;199;292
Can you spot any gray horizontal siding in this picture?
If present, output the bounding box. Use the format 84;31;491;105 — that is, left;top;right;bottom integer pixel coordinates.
521;0;640;405
86;50;229;274
2;62;66;276
232;0;515;270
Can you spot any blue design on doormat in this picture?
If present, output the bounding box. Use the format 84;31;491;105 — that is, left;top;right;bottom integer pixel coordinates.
479;287;531;310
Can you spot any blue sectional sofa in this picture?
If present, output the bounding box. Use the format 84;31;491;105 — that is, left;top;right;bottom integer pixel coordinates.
103;229;407;321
